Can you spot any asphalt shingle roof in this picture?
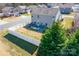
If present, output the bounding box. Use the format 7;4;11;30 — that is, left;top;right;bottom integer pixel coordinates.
31;7;59;16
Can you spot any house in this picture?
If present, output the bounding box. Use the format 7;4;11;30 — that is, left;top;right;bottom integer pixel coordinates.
73;13;79;29
16;5;27;14
0;3;10;12
59;3;73;14
46;3;57;8
2;6;21;16
0;13;4;17
37;4;47;8
24;7;61;32
28;5;38;10
72;3;79;13
31;7;61;27
11;8;20;16
25;7;31;14
2;7;14;16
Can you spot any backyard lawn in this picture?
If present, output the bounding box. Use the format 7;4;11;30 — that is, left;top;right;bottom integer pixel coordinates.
0;29;34;56
16;28;42;40
4;33;38;55
21;13;31;16
0;20;8;25
0;16;21;22
61;17;74;29
0;14;31;22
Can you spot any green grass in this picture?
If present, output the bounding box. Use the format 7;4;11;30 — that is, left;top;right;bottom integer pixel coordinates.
4;33;38;55
61;17;74;29
21;13;31;16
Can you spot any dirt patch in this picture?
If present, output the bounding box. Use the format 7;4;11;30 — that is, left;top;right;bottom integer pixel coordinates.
1;16;21;22
17;28;42;40
0;40;11;56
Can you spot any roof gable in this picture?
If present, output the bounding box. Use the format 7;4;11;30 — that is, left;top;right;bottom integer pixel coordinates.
31;7;59;16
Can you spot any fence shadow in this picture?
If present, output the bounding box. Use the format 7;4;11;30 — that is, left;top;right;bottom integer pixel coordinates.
4;33;38;55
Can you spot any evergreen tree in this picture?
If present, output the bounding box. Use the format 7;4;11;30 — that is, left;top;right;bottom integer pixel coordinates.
37;22;67;56
74;29;79;55
61;33;77;56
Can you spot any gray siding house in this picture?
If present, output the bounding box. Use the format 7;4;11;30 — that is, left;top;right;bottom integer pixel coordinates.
31;7;61;27
16;5;27;13
72;4;79;13
2;7;14;16
73;13;79;29
2;6;20;16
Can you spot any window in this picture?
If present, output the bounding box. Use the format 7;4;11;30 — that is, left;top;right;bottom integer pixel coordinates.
37;15;39;18
52;16;55;18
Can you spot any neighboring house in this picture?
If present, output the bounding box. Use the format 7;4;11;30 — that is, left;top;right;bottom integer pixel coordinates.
73;13;79;29
28;5;39;14
0;13;4;17
31;7;61;27
2;6;21;16
59;3;73;14
28;5;38;10
16;5;27;13
37;4;47;8
12;8;20;16
2;7;14;16
46;3;57;8
72;3;79;13
0;3;9;12
24;7;31;14
26;8;31;14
